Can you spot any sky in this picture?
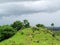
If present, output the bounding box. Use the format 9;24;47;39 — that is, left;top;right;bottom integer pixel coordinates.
0;0;60;27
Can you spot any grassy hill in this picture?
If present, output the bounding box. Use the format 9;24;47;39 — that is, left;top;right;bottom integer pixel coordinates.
0;27;60;45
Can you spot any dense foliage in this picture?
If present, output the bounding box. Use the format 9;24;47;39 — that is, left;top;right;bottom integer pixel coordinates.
0;25;16;41
36;24;45;28
23;19;30;28
11;21;23;31
0;20;30;42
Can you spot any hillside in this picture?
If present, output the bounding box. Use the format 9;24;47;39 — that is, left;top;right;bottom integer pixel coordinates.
0;28;60;45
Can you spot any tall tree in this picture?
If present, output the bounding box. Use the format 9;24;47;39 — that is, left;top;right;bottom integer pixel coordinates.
51;23;54;30
23;19;30;28
51;23;55;37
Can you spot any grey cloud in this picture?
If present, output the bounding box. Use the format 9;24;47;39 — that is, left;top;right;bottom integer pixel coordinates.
0;1;47;17
0;0;60;26
0;0;60;17
0;0;40;3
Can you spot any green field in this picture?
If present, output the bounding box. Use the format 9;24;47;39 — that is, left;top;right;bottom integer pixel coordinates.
0;28;60;45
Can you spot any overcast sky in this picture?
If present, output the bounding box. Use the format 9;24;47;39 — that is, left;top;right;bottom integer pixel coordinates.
0;0;60;27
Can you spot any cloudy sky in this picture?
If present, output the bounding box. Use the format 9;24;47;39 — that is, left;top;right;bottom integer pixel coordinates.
0;0;60;27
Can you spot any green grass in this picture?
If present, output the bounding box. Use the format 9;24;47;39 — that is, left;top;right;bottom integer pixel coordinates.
0;28;60;45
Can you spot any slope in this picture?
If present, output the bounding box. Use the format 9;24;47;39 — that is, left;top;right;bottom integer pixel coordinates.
0;28;60;45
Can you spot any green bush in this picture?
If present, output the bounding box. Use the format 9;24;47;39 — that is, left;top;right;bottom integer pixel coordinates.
0;25;16;41
36;24;45;28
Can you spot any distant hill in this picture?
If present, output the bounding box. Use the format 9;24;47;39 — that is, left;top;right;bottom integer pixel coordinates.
46;27;60;31
0;28;60;45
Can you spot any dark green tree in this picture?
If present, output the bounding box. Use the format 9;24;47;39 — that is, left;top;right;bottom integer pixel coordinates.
23;19;30;28
11;20;23;31
36;24;45;28
0;25;16;41
51;23;54;30
51;23;55;37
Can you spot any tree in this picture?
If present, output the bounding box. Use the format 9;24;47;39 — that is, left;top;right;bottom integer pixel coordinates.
36;24;45;28
11;20;23;31
0;25;16;41
51;23;54;30
23;19;30;28
51;23;55;37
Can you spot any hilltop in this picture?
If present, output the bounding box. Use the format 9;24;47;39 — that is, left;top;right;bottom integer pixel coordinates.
0;27;60;45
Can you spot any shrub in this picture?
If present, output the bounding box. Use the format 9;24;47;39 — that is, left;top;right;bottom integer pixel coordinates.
52;33;55;37
36;24;45;28
21;32;24;35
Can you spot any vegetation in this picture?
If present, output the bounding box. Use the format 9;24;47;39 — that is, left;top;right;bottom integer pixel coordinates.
23;19;30;28
0;20;30;42
36;24;45;28
0;20;60;45
0;25;16;41
11;20;23;31
51;23;54;30
0;28;60;45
